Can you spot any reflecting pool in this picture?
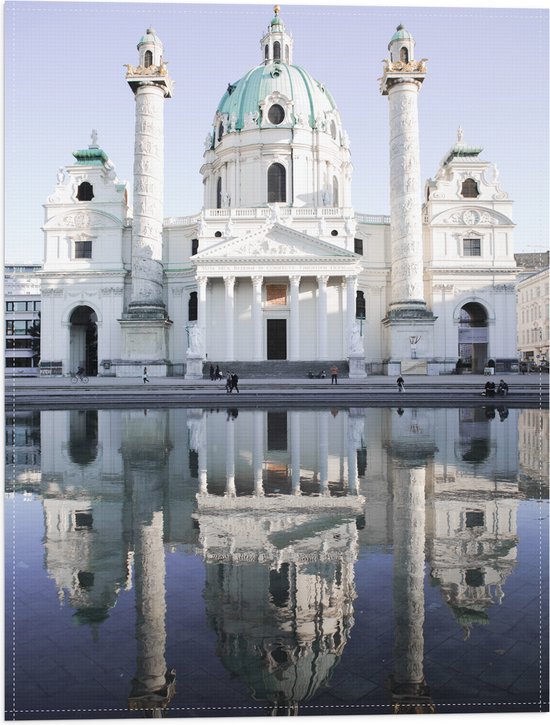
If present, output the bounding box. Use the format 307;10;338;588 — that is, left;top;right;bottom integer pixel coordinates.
5;406;549;718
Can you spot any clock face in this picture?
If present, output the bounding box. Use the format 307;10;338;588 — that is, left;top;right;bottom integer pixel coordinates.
462;210;480;226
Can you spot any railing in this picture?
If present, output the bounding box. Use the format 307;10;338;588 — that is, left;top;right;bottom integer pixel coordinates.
163;208;390;226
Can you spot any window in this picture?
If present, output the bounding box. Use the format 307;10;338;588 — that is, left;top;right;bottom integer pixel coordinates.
76;182;94;201
331;229;338;237
266;284;287;305
217;122;224;142
74;511;93;530
216;177;222;209
6;301;31;312
465;568;484;587
330;121;337;140
354;238;364;255
332;176;339;207
356;291;366;319
6;320;33;336
34;301;41;311
463;238;481;256
461;178;479;198
191;239;199;256
188;291;198;321
268;412;287;450
265;45;269;61
400;47;409;62
75;240;92;259
466;511;485;528
267;163;286;203
144;50;153;67
268;104;285;125
273;41;281;60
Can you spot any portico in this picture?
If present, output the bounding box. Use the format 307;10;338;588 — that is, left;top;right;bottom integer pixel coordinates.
192;224;361;363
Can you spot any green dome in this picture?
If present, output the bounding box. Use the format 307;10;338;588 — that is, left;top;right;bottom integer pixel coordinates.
215;62;338;133
137;27;161;47
389;24;414;48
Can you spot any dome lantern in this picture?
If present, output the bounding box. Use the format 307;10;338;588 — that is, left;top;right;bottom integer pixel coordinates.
388;23;415;64
260;6;293;65
137;27;164;68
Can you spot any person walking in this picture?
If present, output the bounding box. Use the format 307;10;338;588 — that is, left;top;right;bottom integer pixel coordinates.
215;365;221;380
143;366;149;384
396;375;405;393
231;372;239;393
226;373;232;393
209;364;215;381
330;365;339;385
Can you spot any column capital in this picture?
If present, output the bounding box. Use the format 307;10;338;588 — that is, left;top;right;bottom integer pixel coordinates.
317;275;329;287
196;275;208;289
223;275;236;288
289;275;301;286
252;275;263;288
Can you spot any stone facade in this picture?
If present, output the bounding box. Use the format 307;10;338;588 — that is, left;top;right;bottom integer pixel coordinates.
35;11;519;377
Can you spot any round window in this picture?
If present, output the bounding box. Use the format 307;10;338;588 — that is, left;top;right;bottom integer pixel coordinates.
331;230;338;237
268;104;285;125
214;231;222;238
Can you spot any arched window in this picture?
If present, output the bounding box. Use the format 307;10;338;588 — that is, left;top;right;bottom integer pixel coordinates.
356;291;366;319
144;50;153;68
191;239;199;256
217;122;224;142
400;47;409;62
332;176;339;207
273;41;281;60
188;292;198;321
267;163;286;203
461;178;479;198
265;45;269;62
76;182;94;201
216;178;222;209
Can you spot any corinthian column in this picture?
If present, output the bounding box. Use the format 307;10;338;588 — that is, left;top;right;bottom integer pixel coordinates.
317;275;329;360
252;276;263;361
289;275;301;361
224;276;235;360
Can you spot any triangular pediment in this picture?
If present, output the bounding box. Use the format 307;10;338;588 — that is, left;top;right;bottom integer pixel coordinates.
195;224;357;261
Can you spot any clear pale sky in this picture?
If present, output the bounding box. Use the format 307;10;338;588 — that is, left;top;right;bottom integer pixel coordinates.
4;0;549;262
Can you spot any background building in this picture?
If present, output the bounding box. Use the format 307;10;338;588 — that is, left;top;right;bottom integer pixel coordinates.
517;267;549;368
4;264;41;376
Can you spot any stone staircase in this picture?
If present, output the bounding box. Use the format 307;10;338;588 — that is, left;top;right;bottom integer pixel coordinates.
202;360;349;379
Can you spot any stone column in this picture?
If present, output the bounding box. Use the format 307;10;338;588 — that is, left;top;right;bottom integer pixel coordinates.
197;276;208;357
290;411;301;495
346;275;357;352
317;275;329;360
319;411;329;495
289;275;301;361
252;276;263;361
128;89;167;314
253;411;264;496
224;276;235;361
225;416;236;497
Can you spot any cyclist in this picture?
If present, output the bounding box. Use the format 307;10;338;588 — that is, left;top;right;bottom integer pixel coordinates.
76;366;85;378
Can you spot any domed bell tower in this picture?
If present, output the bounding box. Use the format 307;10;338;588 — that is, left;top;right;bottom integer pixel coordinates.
119;29;174;377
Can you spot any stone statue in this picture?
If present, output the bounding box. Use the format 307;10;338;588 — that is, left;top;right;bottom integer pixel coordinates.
222;192;231;208
90;129;98;147
56;168;65;185
457;126;464;143
224;218;234;237
187;323;202;354
321;189;330;207
349;321;363;354
197;214;207;237
204;133;212;150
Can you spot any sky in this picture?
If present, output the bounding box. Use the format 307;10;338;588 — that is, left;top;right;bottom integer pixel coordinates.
4;0;549;262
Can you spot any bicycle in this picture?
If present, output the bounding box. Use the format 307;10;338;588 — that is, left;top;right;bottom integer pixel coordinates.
71;372;89;384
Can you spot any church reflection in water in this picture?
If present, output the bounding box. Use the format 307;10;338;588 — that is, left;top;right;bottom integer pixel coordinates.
26;405;538;714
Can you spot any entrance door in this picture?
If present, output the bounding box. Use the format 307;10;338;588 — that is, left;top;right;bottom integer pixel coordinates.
267;319;287;360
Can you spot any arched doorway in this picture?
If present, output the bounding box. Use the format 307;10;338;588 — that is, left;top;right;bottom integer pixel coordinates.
69;306;98;376
458;302;488;374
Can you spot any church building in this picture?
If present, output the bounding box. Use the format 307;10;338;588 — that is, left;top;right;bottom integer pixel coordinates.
38;8;518;377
